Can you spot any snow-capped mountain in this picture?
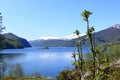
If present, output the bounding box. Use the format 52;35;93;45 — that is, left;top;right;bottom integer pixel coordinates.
39;34;85;41
108;24;120;29
29;34;85;47
29;23;120;47
40;36;59;40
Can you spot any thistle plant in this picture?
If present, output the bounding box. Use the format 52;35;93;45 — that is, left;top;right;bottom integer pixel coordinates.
81;10;96;79
72;30;84;80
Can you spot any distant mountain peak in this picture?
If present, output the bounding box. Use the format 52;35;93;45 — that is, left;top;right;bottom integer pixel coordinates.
109;24;120;29
4;32;15;36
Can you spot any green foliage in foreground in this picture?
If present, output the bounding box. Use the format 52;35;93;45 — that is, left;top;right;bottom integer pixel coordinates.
2;76;51;80
57;42;120;80
57;10;120;80
0;63;53;80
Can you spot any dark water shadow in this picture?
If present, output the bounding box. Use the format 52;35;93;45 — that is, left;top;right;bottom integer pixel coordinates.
0;53;26;63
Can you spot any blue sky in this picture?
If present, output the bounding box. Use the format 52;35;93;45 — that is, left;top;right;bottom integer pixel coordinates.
0;0;120;40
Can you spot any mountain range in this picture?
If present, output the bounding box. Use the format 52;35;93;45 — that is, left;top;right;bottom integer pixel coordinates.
29;24;120;47
1;23;120;48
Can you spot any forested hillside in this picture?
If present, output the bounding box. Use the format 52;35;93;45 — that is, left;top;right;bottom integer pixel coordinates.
4;33;31;48
0;34;23;49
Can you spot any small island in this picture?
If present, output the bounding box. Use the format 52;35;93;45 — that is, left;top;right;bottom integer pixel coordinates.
41;46;49;49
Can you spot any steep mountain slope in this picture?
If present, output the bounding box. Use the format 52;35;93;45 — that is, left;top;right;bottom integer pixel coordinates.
0;34;23;49
3;33;31;47
73;24;120;46
30;24;120;47
94;24;120;42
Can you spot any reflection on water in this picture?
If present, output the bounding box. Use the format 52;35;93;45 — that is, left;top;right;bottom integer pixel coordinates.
0;53;25;59
0;53;8;78
0;47;89;78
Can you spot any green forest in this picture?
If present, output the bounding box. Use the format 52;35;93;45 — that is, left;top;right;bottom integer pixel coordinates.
0;10;120;80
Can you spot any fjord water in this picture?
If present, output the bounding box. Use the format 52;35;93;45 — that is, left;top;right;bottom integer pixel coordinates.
1;47;89;78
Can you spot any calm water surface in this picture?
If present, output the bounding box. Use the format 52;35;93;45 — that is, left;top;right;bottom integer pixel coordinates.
1;47;89;78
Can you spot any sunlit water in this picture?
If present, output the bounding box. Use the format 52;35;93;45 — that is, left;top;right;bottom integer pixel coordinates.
0;47;89;78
